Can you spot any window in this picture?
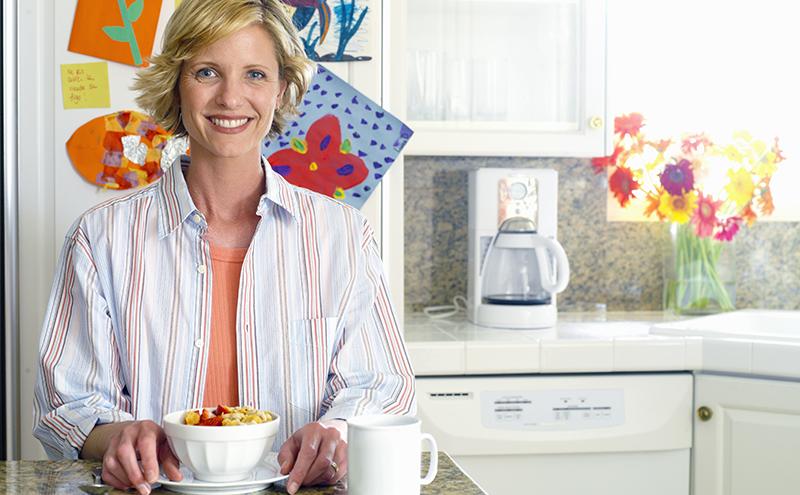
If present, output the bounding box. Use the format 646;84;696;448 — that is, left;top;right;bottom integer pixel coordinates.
607;0;799;220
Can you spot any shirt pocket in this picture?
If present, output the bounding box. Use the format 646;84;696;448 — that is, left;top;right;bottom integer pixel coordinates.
286;316;339;422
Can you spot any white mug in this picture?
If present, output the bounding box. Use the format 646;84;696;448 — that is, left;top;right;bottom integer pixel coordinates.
347;414;438;495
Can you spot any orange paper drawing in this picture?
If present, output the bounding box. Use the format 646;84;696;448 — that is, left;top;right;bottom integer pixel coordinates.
68;0;163;67
67;110;177;190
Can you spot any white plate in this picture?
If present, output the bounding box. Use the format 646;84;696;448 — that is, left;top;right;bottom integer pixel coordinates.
158;453;288;494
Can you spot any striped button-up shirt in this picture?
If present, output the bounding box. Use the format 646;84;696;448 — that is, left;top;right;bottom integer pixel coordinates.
33;156;415;460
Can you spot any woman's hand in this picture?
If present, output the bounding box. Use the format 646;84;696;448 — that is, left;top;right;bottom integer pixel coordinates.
81;420;183;494
277;419;347;494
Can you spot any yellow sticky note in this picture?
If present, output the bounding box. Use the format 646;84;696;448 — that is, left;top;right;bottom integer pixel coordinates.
61;62;111;109
176;0;183;6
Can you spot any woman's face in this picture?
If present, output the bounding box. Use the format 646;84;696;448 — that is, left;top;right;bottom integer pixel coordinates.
178;24;286;163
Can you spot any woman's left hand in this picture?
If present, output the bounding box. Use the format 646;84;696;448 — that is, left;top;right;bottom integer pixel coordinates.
277;419;347;494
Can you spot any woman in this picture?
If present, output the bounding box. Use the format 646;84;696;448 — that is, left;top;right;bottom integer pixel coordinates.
32;1;415;494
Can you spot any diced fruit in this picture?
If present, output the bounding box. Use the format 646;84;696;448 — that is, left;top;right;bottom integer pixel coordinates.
198;415;224;426
215;405;232;416
199;409;213;422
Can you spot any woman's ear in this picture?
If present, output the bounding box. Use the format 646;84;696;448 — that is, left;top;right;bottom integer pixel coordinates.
278;79;288;105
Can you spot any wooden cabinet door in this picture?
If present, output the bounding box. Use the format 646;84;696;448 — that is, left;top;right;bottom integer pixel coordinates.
693;373;800;494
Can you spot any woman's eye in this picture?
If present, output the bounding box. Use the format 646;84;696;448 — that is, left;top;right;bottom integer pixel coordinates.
196;68;215;78
248;71;266;80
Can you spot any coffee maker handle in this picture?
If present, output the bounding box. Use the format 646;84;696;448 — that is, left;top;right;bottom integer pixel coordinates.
536;236;570;294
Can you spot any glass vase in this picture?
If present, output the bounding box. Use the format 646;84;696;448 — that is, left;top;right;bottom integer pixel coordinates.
663;222;736;314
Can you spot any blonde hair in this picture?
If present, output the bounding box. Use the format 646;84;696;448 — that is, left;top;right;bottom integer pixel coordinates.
132;0;316;140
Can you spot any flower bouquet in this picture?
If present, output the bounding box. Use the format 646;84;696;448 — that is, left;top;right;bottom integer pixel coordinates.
593;113;785;313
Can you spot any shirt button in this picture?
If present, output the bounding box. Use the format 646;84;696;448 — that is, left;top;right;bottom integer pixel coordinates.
194;339;203;348
193;213;202;223
197;265;207;274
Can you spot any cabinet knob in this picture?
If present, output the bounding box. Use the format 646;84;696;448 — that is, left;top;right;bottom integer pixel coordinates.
589;115;605;130
697;406;713;421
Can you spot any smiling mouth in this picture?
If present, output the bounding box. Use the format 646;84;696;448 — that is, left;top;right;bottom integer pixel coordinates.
209;117;250;128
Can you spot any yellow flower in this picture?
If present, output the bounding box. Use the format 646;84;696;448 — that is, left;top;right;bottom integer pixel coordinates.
724;167;755;206
751;152;778;178
732;129;753;142
720;143;745;164
657;190;697;224
748;139;778;177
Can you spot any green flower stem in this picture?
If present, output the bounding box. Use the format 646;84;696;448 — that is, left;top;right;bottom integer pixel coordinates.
117;0;142;66
668;223;735;314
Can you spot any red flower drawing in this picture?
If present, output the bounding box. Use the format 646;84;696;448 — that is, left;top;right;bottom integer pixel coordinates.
268;114;368;200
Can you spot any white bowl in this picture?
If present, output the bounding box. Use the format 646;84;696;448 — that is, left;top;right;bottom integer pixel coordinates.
163;409;280;482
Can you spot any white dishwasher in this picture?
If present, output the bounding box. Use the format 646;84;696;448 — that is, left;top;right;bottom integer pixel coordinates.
416;372;692;495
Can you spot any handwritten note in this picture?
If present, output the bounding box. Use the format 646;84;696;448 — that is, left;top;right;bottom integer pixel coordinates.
61;62;111;109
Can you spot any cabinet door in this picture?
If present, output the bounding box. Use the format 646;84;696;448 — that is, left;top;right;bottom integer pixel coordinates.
693;373;800;495
386;0;608;157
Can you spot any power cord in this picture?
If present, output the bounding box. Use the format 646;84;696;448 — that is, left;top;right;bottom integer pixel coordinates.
422;295;468;319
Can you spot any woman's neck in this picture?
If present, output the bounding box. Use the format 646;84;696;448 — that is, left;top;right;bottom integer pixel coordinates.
184;150;266;248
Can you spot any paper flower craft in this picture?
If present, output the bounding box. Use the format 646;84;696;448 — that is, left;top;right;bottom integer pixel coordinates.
67;110;183;190
265;65;413;210
68;0;163;67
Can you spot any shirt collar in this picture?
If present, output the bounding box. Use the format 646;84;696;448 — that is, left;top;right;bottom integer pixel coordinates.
260;155;300;221
156;155;300;238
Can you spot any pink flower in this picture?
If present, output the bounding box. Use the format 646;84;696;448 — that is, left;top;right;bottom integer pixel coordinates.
714;216;741;242
660;159;694;196
691;193;722;238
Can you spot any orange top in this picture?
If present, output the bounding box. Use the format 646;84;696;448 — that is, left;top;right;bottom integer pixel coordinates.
203;244;247;407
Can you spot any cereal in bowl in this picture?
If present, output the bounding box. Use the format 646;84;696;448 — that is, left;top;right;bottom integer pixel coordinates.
182;405;274;426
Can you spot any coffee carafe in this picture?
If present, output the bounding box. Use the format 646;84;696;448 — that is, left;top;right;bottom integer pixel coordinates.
467;168;569;329
481;217;569;307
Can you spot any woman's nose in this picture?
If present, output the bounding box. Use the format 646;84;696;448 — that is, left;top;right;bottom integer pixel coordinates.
215;78;244;108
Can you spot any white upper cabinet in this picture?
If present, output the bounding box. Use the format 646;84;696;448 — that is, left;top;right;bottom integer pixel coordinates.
386;0;608;157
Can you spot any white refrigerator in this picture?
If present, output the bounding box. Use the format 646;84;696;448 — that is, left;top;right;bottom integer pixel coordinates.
5;0;386;460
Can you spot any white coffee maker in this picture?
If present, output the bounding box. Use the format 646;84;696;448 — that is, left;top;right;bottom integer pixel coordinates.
467;168;569;329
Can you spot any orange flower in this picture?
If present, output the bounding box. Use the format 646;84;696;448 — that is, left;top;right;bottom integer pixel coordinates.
643;191;666;220
615;112;645;140
739;204;758;227
755;176;775;217
591;145;622;174
609;166;640;207
773;136;786;163
647;138;673;153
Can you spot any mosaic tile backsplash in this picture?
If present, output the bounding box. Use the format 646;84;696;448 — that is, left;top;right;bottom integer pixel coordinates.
404;156;800;313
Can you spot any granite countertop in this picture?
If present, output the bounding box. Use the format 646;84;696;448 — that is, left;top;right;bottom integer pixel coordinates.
405;309;800;380
0;452;485;494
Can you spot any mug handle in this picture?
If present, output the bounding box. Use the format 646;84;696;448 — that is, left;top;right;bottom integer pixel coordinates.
420;433;438;485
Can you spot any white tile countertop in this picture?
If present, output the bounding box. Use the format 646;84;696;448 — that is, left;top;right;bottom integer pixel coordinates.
403;311;700;376
650;309;800;380
403;309;800;378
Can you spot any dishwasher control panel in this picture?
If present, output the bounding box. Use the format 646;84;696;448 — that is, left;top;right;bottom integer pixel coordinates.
481;389;624;431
